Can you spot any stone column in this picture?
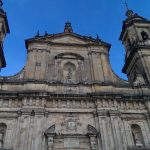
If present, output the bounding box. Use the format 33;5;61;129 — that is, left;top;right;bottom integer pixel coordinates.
139;121;150;149
109;110;126;150
122;118;134;149
26;112;35;150
17;113;30;150
97;110;114;150
32;111;45;150
93;112;102;150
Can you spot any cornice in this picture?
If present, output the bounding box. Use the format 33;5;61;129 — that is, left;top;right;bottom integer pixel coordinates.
0;78;149;89
0;90;150;100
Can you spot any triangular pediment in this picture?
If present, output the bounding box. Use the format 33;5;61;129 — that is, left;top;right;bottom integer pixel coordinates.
50;35;87;44
33;33;100;45
25;32;111;49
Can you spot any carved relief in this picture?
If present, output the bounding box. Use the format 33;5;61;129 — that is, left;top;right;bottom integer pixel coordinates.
61;114;82;133
63;62;76;82
0;97;147;112
97;99;146;110
47;99;95;109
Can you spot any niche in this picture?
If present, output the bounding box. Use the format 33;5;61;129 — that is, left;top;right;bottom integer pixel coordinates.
131;124;145;148
63;62;76;83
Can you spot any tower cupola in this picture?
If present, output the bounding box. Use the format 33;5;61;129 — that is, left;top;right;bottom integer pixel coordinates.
120;9;150;85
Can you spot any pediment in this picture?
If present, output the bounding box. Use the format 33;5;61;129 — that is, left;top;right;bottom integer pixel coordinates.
50;35;87;44
25;32;111;49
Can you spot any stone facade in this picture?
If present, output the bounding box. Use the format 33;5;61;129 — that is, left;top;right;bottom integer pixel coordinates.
0;2;150;150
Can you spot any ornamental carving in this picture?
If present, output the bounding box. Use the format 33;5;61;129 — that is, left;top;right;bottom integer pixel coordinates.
61;114;82;132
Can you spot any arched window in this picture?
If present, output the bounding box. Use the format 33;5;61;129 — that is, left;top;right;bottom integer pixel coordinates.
131;124;145;148
141;31;149;41
0;123;7;148
63;62;76;83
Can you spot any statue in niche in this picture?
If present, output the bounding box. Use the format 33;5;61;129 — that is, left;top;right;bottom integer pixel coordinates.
63;62;76;83
132;132;143;147
131;124;144;147
67;67;72;81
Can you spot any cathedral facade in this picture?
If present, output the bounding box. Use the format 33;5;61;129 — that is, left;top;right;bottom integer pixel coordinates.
0;1;150;150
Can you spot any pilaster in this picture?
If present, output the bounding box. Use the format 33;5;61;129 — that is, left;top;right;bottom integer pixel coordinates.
109;110;126;150
97;110;114;150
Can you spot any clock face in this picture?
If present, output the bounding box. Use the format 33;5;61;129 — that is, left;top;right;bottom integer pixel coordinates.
126;10;133;17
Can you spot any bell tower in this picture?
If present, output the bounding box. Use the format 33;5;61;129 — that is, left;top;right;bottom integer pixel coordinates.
0;0;10;69
120;9;150;85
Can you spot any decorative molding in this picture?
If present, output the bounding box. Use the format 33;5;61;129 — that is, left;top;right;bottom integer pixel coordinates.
88;51;108;56
28;48;50;53
97;110;108;116
55;52;84;60
109;110;121;116
96;99;146;110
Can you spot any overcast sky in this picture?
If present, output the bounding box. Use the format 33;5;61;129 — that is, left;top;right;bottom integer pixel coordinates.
1;0;150;80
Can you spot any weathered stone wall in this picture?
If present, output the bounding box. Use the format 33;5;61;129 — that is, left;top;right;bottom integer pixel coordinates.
0;95;149;150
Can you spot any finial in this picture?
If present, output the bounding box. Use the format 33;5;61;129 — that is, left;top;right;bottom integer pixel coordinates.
96;34;101;42
125;1;129;11
64;22;73;33
35;30;40;37
45;31;48;36
125;2;134;18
